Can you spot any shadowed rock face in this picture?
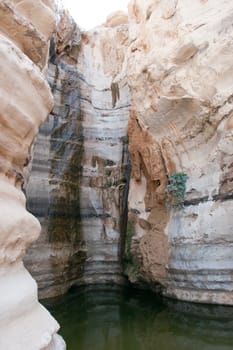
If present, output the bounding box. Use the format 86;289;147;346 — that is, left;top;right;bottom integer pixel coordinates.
24;20;130;298
0;0;65;349
25;58;85;298
124;0;233;304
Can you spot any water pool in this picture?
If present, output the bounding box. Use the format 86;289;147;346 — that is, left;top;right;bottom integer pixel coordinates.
44;286;233;350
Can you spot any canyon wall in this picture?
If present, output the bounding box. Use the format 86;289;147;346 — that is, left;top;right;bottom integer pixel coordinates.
0;1;65;349
18;0;233;307
124;0;233;304
25;13;130;298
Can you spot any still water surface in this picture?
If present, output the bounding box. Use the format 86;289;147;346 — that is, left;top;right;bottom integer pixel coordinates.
44;286;233;350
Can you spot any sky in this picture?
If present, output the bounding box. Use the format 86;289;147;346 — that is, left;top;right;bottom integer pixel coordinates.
63;0;129;30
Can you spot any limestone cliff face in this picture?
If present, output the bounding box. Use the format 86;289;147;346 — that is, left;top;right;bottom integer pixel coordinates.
19;0;233;306
24;10;84;299
125;0;233;304
24;14;130;298
0;1;65;349
75;25;130;287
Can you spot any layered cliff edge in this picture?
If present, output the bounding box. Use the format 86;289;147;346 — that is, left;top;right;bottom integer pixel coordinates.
21;0;233;307
0;0;65;349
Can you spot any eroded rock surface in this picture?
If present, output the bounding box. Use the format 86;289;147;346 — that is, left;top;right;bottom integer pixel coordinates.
124;0;233;304
25;16;130;298
75;26;130;287
0;0;65;348
16;0;233;307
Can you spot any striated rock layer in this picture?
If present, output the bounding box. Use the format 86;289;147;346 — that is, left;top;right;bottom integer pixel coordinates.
74;25;130;287
24;14;130;298
0;0;65;349
124;0;233;304
24;10;84;299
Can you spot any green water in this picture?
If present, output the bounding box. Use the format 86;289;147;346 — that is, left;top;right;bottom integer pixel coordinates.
44;286;233;350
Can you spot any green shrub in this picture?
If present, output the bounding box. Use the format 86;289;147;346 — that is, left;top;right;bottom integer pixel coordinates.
124;221;141;279
165;173;188;210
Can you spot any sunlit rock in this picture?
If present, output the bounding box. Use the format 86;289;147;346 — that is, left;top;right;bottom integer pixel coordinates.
124;0;233;304
104;11;128;28
0;0;65;348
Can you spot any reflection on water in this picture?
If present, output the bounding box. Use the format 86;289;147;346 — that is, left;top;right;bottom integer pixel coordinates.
43;286;233;350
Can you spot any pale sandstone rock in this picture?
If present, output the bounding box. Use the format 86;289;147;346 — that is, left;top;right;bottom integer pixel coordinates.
125;0;233;304
104;11;128;28
0;0;55;70
12;0;56;38
54;9;81;61
0;0;65;348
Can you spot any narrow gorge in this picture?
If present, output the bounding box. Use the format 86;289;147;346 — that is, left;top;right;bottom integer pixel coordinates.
24;11;130;298
1;0;233;349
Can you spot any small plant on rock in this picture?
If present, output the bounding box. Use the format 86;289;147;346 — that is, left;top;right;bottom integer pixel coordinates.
165;173;188;210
